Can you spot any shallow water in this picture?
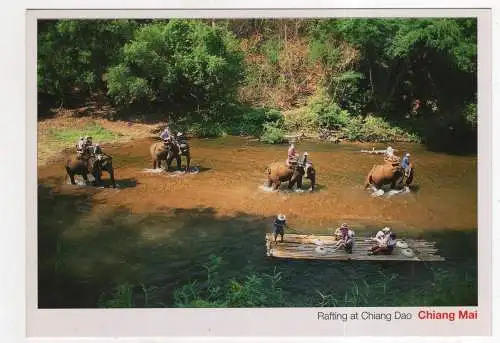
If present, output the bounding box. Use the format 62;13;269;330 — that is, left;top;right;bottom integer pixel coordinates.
37;136;478;307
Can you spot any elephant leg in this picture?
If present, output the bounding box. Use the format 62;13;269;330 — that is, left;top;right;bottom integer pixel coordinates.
82;173;89;185
296;176;303;190
185;154;191;173
108;168;116;188
65;167;76;185
266;178;273;188
166;155;174;171
153;159;157;170
176;155;181;171
273;180;281;191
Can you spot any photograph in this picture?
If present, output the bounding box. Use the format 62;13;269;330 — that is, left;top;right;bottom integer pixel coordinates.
36;17;478;310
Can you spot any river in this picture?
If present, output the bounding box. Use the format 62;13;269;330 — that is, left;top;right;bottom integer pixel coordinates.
37;136;478;308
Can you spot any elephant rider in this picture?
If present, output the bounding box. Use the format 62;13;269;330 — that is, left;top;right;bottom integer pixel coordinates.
174;132;187;149
286;143;299;167
273;214;287;243
160;126;172;146
92;143;104;160
76;137;85;156
369;232;397;255
384;146;400;164
401;153;411;177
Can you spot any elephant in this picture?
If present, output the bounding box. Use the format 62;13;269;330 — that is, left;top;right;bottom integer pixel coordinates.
150;142;169;170
265;160;316;191
65;154;116;188
364;161;414;191
150;140;191;172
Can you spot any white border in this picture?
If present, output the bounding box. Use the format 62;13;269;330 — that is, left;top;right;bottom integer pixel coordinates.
1;0;497;342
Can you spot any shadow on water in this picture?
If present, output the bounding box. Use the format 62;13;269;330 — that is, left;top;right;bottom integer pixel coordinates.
38;184;477;308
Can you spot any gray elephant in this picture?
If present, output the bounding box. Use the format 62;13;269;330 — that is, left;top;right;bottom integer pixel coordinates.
65;154;116;188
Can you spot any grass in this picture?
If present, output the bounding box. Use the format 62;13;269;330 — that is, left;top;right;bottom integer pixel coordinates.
47;122;120;144
97;256;477;308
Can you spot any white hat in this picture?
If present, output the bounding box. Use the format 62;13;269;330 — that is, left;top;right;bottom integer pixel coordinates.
177;132;183;136
304;152;308;155
406;153;410;157
382;227;391;232
95;143;100;147
277;214;286;221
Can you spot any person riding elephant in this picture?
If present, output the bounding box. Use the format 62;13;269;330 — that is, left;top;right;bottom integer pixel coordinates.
166;133;191;172
364;159;414;191
150;136;191;172
65;152;116;188
301;152;316;192
266;153;316;191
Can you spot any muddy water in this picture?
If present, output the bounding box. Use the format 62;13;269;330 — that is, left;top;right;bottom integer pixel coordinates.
37;136;478;308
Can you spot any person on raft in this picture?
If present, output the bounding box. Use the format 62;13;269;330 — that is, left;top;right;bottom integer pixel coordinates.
371;227;391;245
334;223;355;253
273;214;287;243
286;143;299;166
369;232;397;255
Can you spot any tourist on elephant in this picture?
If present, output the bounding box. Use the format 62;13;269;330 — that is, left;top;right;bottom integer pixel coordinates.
76;137;85;156
385;146;394;158
160;126;172;143
369;232;397;255
92;143;104;160
273;214;287;243
401;153;411;177
286;143;299;166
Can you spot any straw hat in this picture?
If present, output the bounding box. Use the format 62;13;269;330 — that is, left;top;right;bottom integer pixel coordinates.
382;227;391;232
277;214;286;221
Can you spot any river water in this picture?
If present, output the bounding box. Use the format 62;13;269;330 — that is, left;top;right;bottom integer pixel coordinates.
37;136;478;308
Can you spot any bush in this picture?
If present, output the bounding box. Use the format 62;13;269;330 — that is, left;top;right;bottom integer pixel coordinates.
106;20;244;117
283;107;319;133
309;91;352;129
260;122;286;144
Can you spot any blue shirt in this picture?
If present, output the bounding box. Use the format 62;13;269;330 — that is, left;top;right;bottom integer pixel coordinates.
401;156;410;169
274;218;286;229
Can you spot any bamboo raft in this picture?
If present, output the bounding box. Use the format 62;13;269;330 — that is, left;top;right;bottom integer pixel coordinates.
265;233;445;261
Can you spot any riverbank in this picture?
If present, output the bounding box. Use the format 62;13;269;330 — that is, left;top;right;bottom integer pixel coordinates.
37;105;421;167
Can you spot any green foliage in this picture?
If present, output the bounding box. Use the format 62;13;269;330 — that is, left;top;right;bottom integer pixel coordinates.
283;107;319;133
261;39;282;65
106;20;245;115
310;93;352;130
97;283;135;308
97;257;476;308
260;122;286;144
462;103;477;129
38;20;138;98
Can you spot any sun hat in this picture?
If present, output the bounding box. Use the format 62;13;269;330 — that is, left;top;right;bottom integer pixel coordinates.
277;214;286;221
382;227;391;232
406;153;410;157
177;132;183;137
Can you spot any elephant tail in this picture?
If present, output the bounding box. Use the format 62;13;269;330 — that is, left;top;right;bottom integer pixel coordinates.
364;165;375;189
